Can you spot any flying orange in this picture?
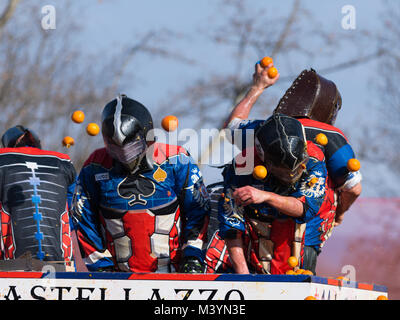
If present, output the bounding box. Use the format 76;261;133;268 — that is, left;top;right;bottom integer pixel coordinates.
71;110;85;123
162;115;179;132
253;165;268;180
86;123;100;136
62;136;75;148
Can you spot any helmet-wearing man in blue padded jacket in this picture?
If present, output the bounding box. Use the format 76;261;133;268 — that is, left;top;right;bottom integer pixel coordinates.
72;94;210;273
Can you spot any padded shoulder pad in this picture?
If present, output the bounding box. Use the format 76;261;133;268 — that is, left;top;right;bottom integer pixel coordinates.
152;142;188;164
306;141;325;162
83;148;113;169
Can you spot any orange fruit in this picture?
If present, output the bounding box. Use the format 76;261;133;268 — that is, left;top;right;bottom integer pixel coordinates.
286;270;296;275
304;296;317;300
161;115;178;132
295;269;305;275
287;256;298;268
253;165;268;180
347;158;361;172
260;56;273;68
303;270;314;276
377;295;388;300
315;133;328;146
62;136;75;148
267;67;278;78
86;123;100;136
71;110;85;123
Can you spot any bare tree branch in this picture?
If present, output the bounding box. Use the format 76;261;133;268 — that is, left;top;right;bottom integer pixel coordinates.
0;0;20;30
0;1;191;169
271;0;300;57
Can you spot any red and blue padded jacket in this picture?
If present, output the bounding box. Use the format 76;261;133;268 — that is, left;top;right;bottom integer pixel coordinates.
71;142;210;272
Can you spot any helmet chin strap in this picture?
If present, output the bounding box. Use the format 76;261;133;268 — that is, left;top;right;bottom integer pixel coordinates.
122;151;154;175
123;153;146;174
279;169;304;186
270;160;308;187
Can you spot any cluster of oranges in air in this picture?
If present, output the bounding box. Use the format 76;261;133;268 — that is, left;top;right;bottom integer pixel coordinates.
59;56;276;149
62;110;179;149
61;56;361;178
62;110;100;148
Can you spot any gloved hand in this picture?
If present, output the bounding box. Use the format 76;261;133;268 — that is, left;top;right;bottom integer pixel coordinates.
180;256;203;273
96;266;115;272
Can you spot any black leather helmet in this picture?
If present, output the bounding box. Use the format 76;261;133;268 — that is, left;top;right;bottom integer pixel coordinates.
255;114;308;184
274;69;342;125
1;125;42;149
101;94;154;168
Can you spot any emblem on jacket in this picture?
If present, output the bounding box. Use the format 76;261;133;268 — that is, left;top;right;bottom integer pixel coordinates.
300;172;326;198
118;175;156;206
153;165;167;182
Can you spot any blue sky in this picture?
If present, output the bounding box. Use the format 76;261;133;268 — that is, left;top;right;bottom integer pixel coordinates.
72;0;383;129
